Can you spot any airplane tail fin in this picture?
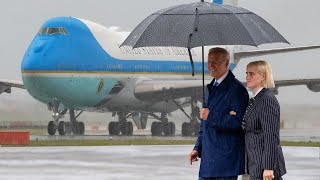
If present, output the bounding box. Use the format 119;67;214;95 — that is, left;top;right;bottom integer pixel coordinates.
213;0;238;6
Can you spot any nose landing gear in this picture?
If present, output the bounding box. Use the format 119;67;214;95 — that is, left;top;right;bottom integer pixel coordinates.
47;104;85;136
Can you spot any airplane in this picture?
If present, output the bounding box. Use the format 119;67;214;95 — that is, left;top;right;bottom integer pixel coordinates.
1;0;320;137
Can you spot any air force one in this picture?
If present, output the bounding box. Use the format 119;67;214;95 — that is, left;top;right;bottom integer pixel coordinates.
1;0;320;137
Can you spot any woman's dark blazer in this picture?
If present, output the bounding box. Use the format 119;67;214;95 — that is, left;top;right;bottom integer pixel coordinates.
243;88;286;180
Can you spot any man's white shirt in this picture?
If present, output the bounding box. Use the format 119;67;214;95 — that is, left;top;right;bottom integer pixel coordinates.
214;71;229;86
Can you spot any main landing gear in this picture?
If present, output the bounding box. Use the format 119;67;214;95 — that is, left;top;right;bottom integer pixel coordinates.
107;98;200;137
173;98;200;136
107;111;175;136
150;113;175;136
108;112;133;136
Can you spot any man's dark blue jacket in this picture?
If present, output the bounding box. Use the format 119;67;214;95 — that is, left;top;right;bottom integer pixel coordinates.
194;70;249;177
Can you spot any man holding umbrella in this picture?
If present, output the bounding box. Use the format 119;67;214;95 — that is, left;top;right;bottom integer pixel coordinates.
189;47;249;180
122;1;288;177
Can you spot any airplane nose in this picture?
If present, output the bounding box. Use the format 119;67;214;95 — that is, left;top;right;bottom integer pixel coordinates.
21;36;54;71
33;41;46;53
21;47;44;70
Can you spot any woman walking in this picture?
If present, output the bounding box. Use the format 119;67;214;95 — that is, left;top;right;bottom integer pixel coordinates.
243;60;286;180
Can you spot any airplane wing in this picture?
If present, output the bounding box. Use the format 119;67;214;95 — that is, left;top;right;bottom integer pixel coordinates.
274;79;320;88
273;78;320;93
0;80;24;94
134;79;207;102
234;45;320;60
134;78;320;102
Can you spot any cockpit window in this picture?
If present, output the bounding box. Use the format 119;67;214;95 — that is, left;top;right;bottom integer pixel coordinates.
38;27;68;35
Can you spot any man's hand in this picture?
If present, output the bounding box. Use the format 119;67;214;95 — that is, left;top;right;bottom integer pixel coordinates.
188;150;199;165
229;111;236;115
199;108;209;120
263;169;274;180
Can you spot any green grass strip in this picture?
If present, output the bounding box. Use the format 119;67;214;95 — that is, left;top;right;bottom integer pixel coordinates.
0;139;319;147
280;141;320;147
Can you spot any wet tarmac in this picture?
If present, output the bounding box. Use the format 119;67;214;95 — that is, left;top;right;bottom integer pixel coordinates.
280;129;320;142
0;145;319;180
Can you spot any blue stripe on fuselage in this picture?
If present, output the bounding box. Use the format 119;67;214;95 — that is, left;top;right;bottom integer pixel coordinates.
213;0;223;4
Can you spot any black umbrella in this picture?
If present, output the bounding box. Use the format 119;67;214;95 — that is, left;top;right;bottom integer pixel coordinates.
121;0;289;106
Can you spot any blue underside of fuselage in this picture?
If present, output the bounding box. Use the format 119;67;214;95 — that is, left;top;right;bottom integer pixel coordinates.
22;76;119;109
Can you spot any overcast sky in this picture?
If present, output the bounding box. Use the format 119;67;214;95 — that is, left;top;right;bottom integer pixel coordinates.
1;0;320;106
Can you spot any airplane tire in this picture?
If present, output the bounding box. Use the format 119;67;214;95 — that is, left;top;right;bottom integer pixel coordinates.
126;122;133;136
181;122;187;136
58;121;66;135
151;122;163;136
163;122;175;136
120;122;133;136
65;122;72;135
169;122;175;136
187;123;193;136
182;122;192;136
48;121;56;135
163;122;170;136
193;123;200;136
120;123;126;135
72;122;81;135
109;121;120;136
72;123;79;135
78;122;85;135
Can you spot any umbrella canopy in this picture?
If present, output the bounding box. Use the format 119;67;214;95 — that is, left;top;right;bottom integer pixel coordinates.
121;0;289;107
121;0;289;49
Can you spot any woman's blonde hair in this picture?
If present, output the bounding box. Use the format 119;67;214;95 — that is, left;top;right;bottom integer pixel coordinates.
247;60;275;88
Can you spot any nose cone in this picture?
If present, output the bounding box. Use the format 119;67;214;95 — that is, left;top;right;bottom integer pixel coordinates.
33;40;46;53
21;36;55;104
21;36;52;71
